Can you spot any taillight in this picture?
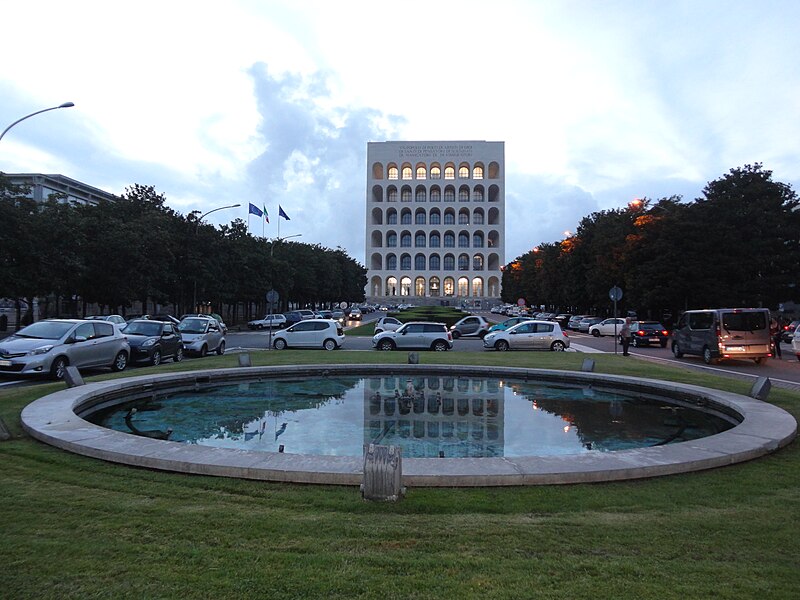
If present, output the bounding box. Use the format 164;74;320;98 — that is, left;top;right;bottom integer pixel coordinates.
447;333;452;341
637;330;646;336
662;330;668;336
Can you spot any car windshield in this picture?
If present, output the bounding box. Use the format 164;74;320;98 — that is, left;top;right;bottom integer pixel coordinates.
13;321;74;340
179;318;208;334
124;322;162;336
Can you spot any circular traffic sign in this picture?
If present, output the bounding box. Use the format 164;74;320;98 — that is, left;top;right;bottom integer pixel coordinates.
266;289;279;303
609;286;623;302
517;298;526;306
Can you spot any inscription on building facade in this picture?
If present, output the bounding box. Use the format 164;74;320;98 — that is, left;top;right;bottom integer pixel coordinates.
398;144;474;159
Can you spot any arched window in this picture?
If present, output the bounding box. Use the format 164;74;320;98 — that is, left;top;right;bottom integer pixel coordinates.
473;232;484;247
459;186;470;202
415;233;426;247
443;210;455;225
400;276;411;296
458;233;469;248
443;277;455;296
400;254;412;270
473;186;484;202
402;166;412;180
472;277;484;296
401;210;412;224
444;187;455;202
386;254;397;270
472;208;484;224
458;254;469;270
458;276;469;296
416;166;426;180
388;166;398;180
401;188;412;202
429;233;441;248
444;233;455;248
429;276;441;296
415;210;426;224
387;187;398;202
444;254;455;270
458;165;470;179
415;276;426;296
444;165;455;180
386;232;397;247
415;254;426;270
415;187;426;202
429;209;441;225
488;162;500;178
429;254;441;270
473;254;484;270
387;209;398;224
430;187;441;202
473;165;484;179
458;210;469;224
430;165;441;179
400;233;412;247
386;276;398;295
372;163;384;179
372;185;383;202
371;231;383;248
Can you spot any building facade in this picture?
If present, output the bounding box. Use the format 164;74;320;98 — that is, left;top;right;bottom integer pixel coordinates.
364;141;504;307
5;173;118;206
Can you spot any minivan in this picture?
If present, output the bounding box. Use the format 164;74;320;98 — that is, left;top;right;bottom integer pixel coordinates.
671;308;771;364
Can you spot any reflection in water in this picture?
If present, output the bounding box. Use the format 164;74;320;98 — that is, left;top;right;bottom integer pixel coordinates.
88;375;737;459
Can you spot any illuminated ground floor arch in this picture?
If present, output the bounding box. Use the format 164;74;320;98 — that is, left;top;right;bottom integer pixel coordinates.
369;274;500;303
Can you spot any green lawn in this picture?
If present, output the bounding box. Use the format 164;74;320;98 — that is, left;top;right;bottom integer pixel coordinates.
1;352;798;599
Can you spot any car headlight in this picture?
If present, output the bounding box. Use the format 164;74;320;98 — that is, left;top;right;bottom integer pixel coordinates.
31;345;54;355
143;338;157;347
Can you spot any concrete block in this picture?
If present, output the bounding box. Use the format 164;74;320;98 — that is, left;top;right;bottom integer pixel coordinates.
750;377;771;401
361;444;404;501
581;358;596;372
64;366;85;388
237;353;252;367
407;352;419;364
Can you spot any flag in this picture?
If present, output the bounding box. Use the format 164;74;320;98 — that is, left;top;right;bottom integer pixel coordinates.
248;203;263;217
263;205;269;223
279;205;290;220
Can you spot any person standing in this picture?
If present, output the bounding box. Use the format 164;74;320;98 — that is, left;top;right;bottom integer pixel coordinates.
771;318;783;359
620;317;632;356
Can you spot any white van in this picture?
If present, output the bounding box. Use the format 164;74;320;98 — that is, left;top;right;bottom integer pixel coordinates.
671;308;771;364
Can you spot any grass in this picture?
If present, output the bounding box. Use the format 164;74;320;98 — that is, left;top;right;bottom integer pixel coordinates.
1;352;799;599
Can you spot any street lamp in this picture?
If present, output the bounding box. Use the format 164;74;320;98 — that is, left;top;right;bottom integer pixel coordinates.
270;233;302;257
192;203;241;311
0;102;75;143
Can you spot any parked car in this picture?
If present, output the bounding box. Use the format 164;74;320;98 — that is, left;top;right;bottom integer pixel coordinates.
578;316;603;333
567;315;590;330
146;314;181;326
178;316;226;357
272;319;345;350
373;316;403;334
449;315;490;339
86;314;127;331
483;320;570;352
123;319;184;365
554;314;573;327
628;321;669;348
487;316;530;333
671;308;771;364
0;319;129;379
348;308;363;321
372;322;453;351
247;314;287;330
781;320;800;344
331;310;346;324
792;324;800;360
589;318;626;337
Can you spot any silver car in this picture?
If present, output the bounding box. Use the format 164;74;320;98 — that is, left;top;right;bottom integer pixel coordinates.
372;322;453;351
483;320;570;352
178;316;226;357
0;319;130;379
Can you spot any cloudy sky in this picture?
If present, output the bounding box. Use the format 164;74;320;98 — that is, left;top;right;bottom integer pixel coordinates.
2;0;798;263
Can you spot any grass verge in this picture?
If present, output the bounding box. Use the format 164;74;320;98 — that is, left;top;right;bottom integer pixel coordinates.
1;352;798;599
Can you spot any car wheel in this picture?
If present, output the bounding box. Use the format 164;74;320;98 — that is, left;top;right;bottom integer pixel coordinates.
551;341;566;352
112;351;128;372
702;346;715;365
50;356;68;380
323;339;337;351
216;341;225;355
274;338;287;350
672;343;683;358
592;330;600;337
174;346;184;362
451;330;461;339
199;345;208;358
432;340;449;352
151;350;162;366
378;339;395;351
495;340;509;352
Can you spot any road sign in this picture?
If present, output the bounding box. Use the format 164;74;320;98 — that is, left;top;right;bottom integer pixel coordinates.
517;298;526;306
609;286;623;302
266;290;279;304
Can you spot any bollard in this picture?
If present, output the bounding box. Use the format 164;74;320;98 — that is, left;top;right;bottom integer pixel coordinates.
750;377;771;401
63;366;85;388
361;444;404;501
408;352;419;364
581;358;596;372
237;353;252;367
0;417;10;441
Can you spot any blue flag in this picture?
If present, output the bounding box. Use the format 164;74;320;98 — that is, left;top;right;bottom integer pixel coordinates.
248;203;263;217
263;205;269;223
279;205;290;220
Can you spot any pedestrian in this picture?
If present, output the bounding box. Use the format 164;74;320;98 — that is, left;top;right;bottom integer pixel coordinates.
771;319;783;359
620;317;632;356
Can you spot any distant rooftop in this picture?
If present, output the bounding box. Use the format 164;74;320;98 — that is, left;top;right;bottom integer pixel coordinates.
4;173;118;206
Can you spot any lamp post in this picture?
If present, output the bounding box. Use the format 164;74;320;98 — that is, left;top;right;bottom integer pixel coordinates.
0;102;75;143
192;203;241;312
270;233;302;257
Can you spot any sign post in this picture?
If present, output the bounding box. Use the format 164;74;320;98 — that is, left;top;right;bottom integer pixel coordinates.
609;286;623;355
266;289;279;350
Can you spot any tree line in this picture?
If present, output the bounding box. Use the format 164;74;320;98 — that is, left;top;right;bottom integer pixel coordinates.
0;176;367;326
500;164;800;323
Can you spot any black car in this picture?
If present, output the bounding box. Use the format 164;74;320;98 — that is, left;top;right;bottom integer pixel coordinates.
122;319;184;366
629;321;669;348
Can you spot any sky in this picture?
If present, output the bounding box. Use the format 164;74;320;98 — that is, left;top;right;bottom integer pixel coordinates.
2;0;799;264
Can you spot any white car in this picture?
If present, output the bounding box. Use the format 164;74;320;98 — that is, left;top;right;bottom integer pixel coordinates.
247;314;287;330
483;320;570;352
272;319;345;350
373;316;403;334
792;324;800;360
178;316;226;357
588;318;626;337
